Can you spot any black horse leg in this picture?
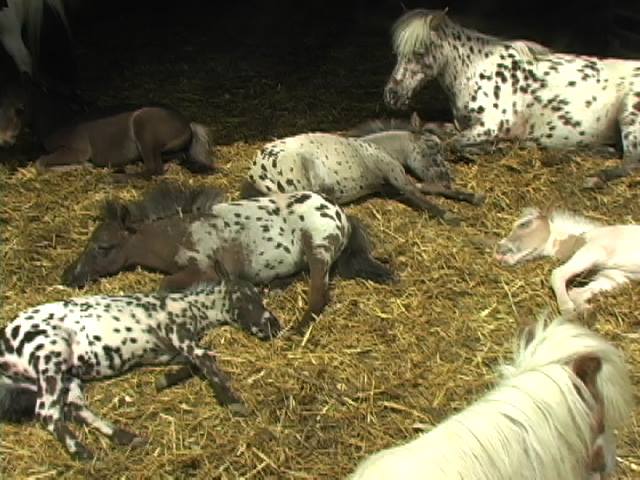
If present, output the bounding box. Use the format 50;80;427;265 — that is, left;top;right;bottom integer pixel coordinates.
155;365;206;392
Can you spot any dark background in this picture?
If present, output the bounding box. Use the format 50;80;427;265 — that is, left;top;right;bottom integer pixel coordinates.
2;0;639;145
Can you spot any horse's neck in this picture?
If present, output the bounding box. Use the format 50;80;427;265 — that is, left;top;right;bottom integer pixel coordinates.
435;23;498;100
165;288;229;332
547;214;599;240
359;132;410;166
128;220;188;272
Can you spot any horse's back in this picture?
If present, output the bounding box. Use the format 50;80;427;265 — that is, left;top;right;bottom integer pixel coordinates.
249;133;376;200
512;53;637;146
179;192;350;282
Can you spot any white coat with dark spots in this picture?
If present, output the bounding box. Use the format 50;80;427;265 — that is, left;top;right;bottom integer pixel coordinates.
62;186;394;331
385;9;640;186
0;275;281;460
245;115;484;224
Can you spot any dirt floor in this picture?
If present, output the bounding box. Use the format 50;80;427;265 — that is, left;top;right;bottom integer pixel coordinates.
0;3;639;479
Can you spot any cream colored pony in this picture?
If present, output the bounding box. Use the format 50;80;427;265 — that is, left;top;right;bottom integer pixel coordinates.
496;207;640;314
348;318;633;480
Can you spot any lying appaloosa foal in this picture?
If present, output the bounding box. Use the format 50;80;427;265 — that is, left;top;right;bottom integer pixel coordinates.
495;207;640;314
0;263;281;460
244;113;483;225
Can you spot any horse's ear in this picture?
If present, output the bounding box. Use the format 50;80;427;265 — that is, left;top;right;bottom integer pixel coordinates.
116;203;137;233
572;354;602;391
429;9;448;31
410;112;422;130
521;323;537;348
213;259;231;282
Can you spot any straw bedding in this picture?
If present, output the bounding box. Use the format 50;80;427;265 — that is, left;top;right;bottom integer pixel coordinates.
0;4;638;479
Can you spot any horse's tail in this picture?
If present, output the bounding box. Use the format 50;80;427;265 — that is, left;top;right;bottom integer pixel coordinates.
334;216;396;284
186;122;214;166
0;377;37;423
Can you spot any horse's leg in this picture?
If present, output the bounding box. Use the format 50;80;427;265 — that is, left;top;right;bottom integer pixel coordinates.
382;160;460;225
160;266;220;292
155;365;200;391
63;376;145;447
449;126;500;156
296;231;331;333
167;331;247;415
550;245;607;315
155;355;204;392
585;96;640;188
567;269;629;311
301;154;337;200
32;344;93;460
0;23;32;74
35;142;92;173
416;182;485;206
131;111;165;177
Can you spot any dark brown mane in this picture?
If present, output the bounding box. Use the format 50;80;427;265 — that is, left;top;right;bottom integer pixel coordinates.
344;118;416;137
103;183;227;224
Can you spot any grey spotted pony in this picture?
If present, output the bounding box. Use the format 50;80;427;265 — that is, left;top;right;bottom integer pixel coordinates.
244;114;483;225
385;9;640;187
62;184;394;330
0;264;281;460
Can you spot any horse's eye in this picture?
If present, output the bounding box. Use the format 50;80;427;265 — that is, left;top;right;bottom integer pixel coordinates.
96;244;114;253
518;219;533;229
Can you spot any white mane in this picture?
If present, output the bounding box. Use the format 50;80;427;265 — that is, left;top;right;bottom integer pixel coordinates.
392;10;437;56
548;209;603;236
392;9;552;60
349;318;632;480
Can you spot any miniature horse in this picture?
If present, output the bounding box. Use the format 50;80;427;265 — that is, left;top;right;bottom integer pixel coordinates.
244;113;483;225
385;9;640;187
496;207;640;315
0;259;281;460
349;317;633;480
0;82;215;177
62;184;394;330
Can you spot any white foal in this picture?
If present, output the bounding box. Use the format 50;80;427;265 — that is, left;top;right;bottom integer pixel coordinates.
496;207;640;314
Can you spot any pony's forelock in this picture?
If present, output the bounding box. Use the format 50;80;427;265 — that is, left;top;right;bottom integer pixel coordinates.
392;9;446;56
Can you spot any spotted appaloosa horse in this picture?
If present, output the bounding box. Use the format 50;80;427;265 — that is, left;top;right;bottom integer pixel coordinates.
61;184;394;329
243;114;483;225
496;207;640;315
384;9;640;187
0;260;281;460
348;317;633;480
0;0;69;76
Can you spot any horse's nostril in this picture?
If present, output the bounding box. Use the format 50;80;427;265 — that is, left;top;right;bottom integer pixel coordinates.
496;242;514;256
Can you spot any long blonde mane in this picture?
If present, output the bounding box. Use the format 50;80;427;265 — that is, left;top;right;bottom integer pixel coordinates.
349;317;632;480
392;9;552;60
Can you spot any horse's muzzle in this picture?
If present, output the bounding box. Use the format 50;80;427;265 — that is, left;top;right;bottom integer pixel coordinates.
61;262;90;288
384;85;410;111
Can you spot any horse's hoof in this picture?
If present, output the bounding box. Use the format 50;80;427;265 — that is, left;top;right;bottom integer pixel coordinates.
583;176;605;190
112;428;145;447
471;193;486;206
34;159;48;174
72;444;95;462
442;212;462;226
228;402;250;417
154;376;170;392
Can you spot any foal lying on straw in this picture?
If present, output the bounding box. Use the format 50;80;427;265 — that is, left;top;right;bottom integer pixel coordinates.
348;318;632;480
496;207;640;314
